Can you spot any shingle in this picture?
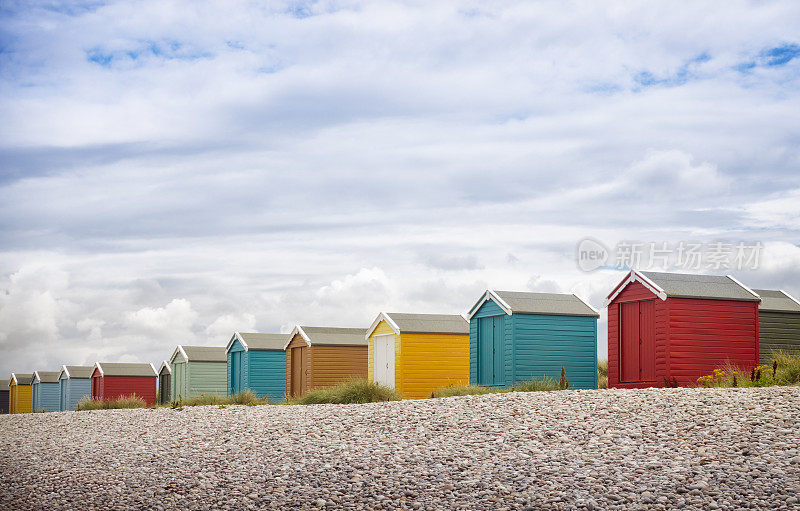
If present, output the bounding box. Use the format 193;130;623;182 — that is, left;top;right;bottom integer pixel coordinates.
237;333;288;351
753;289;800;313
493;291;599;317
640;272;759;302
385;313;468;334
35;371;61;383
180;346;227;362
96;363;156;377
63;365;94;379
300;327;368;346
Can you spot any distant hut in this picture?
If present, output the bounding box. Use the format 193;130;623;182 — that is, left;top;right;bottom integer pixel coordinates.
91;363;158;406
365;312;469;399
31;371;61;412
284;326;368;399
158;361;172;404
752;289;800;364
9;373;33;414
169;345;227;400
226;333;287;401
0;380;8;414
58;365;93;411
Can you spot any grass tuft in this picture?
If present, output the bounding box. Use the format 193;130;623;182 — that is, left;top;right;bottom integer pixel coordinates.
76;395;146;411
289;379;401;405
432;374;568;398
697;351;800;388
168;390;267;408
597;359;608;389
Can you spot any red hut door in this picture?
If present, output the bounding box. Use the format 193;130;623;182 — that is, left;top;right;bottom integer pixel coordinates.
92;376;101;399
620;301;656;382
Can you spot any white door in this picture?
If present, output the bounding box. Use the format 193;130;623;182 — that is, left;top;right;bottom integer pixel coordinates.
374;334;395;389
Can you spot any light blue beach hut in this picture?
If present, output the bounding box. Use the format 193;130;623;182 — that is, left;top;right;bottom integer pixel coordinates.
226;332;287;401
58;365;93;411
31;371;61;412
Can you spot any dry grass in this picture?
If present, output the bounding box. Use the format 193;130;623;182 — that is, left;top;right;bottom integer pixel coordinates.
432;375;566;398
169;391;267;408
697;351;800;388
288;379;401;405
598;359;609;389
76;395;147;411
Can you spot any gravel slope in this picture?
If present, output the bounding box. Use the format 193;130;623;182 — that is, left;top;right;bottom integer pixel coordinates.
1;387;799;510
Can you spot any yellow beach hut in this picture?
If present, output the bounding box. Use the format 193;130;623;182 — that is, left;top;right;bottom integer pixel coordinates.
9;373;33;414
365;312;469;399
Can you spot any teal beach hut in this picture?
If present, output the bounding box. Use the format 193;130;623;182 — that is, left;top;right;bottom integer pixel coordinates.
31;371;61;412
169;345;227;400
59;366;93;411
226;332;287;401
467;290;600;389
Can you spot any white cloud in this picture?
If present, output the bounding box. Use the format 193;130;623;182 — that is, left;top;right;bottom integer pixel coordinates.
124;298;199;336
205;313;256;340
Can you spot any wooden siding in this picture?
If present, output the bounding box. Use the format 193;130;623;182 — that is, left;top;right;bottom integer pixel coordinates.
469;298;508;385
309;345;368;391
0;389;8;414
759;311;800;364
186;361;227;398
247;350;286;401
399;333;469;399
511;314;597;389
32;381;60;412
9;383;31;414
158;373;171;404
286;334;311;398
172;360;188;401
667;297;758;386
61;378;90;411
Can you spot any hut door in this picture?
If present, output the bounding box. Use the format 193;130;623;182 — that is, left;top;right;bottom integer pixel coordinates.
231;351;242;394
478;316;505;386
620;301;656;382
373;334;395;389
61;380;67;410
291;347;305;397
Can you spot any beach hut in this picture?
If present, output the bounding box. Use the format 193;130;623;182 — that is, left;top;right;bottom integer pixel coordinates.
169;345;227;400
9;373;32;414
0;381;8;414
91;362;158;406
284;326;368;398
158;361;171;404
226;332;287;401
605;270;760;388
31;371;61;412
467;290;600;389
365;312;469;399
753;289;800;365
58;365;93;411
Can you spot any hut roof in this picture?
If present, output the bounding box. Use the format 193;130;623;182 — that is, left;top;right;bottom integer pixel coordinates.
286;326;368;349
468;290;599;319
753;289;800;313
366;312;468;337
172;345;227;363
227;332;287;352
94;362;157;377
60;365;94;379
33;371;61;383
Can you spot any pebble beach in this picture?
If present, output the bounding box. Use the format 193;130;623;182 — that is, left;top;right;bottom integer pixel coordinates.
2;386;799;510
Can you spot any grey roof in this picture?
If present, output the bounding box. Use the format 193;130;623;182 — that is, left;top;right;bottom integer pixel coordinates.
640;272;759;302
63;366;94;379
385;313;468;334
493;291;600;317
97;363;156;377
753;289;800;313
300;326;368;346
238;333;287;351
177;345;227;362
11;373;33;385
35;371;61;384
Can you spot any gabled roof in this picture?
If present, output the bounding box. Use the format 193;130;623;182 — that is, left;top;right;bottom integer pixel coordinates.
159;361;172;375
9;373;33;386
753;289;800;313
365;312;469;338
59;365;94;380
226;332;287;352
604;270;761;306
467;289;599;319
33;371;61;384
171;345;227;363
284;326;368;349
93;362;157;377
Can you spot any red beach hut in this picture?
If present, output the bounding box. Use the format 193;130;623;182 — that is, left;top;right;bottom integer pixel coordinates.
91;362;158;406
605;271;760;388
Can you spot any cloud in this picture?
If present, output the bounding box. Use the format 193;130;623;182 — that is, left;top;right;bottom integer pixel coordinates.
205;313;256;340
124;298;199;336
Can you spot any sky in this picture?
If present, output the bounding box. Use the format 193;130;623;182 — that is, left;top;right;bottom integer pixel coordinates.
1;0;800;378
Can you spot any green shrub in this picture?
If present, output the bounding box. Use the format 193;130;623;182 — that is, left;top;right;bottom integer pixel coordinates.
76;395;146;411
432;385;506;398
597;359;608;389
168;390;265;408
515;377;562;392
432;375;567;398
289;379;401;405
